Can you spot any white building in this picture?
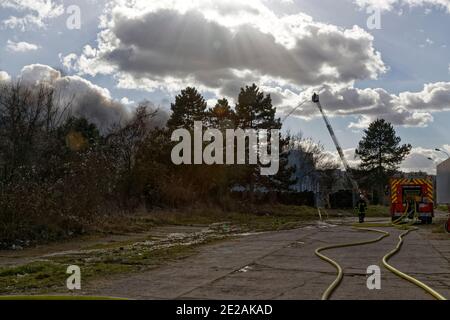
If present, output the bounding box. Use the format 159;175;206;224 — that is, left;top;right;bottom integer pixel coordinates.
437;158;450;204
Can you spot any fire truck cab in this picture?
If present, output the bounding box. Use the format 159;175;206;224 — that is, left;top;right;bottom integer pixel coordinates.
390;177;434;224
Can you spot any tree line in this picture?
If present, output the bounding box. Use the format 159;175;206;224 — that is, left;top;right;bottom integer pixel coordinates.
0;81;335;247
0;79;412;247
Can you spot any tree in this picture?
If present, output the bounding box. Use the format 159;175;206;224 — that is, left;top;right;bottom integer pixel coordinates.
355;119;411;203
286;133;338;206
106;104;158;209
167;87;207;130
235;84;280;130
233;84;294;196
0;81;70;183
288;133;338;183
0;81;118;244
206;98;235;129
58;117;101;152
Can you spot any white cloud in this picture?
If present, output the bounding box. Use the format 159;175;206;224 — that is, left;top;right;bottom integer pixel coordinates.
120;97;134;105
20;64;61;83
327;145;448;174
6;40;40;52
276;81;450;128
326;148;361;169
58;0;450;129
64;0;386;93
1;0;64;30
354;0;450;13
401;146;449;174
396;82;450;112
0;71;11;82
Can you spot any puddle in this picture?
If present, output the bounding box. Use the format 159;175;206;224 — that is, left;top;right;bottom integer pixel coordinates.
238;266;253;273
236;232;266;237
316;221;338;228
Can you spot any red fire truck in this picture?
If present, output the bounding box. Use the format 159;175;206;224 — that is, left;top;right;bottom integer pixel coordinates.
390;177;434;224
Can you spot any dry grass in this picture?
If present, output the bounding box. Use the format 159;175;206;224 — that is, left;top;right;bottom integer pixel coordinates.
133;204;320;232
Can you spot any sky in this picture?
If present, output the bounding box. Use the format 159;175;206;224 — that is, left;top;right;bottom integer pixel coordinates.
0;0;449;173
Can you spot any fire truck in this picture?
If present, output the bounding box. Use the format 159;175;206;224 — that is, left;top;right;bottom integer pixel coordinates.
390;177;434;224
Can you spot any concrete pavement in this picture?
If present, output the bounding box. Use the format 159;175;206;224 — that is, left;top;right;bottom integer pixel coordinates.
85;219;450;300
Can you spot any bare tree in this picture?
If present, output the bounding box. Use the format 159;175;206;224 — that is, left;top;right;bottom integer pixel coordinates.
0;81;71;182
287;133;337;182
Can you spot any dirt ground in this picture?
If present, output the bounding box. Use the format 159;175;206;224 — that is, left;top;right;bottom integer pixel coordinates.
1;212;449;300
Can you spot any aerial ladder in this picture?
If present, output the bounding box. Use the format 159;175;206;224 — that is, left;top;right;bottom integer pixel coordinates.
312;93;362;203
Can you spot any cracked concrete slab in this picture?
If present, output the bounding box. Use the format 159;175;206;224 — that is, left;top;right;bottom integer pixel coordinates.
80;219;449;300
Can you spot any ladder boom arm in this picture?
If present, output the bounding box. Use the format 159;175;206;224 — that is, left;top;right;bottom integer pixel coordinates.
312;94;361;194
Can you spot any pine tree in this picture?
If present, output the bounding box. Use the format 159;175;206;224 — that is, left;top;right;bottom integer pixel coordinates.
355;118;412;203
235;84;280;130
269;133;297;192
167;87;207;130
206;98;235;129
234;84;294;195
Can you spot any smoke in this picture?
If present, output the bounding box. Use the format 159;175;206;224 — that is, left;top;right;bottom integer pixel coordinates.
17;64;131;130
0;64;169;132
4;64;168;132
137;100;169;129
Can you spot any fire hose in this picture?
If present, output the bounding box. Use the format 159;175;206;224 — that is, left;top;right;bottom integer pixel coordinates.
315;204;447;300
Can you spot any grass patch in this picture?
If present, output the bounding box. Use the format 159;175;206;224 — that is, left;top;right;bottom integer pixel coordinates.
317;205;390;219
147;205;320;231
81;236;158;251
0;205;321;295
0;261;68;294
365;205;391;217
0;295;127;300
0;204;359;296
431;219;450;235
0;244;201;295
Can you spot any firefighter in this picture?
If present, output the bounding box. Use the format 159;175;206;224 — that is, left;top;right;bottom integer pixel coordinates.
356;194;367;223
407;198;416;219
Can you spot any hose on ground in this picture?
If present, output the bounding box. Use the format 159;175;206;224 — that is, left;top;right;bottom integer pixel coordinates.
314;227;389;300
315;203;447;300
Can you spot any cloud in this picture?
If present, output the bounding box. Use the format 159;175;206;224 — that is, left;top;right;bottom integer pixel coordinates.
64;0;386;94
120;97;135;105
0;71;11;82
354;0;450;13
1;0;64;30
276;81;450;128
20;64;61;83
401;146;449;174
59;0;449;129
326;145;449;174
6;40;40;52
396;82;450;112
326;148;361;169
